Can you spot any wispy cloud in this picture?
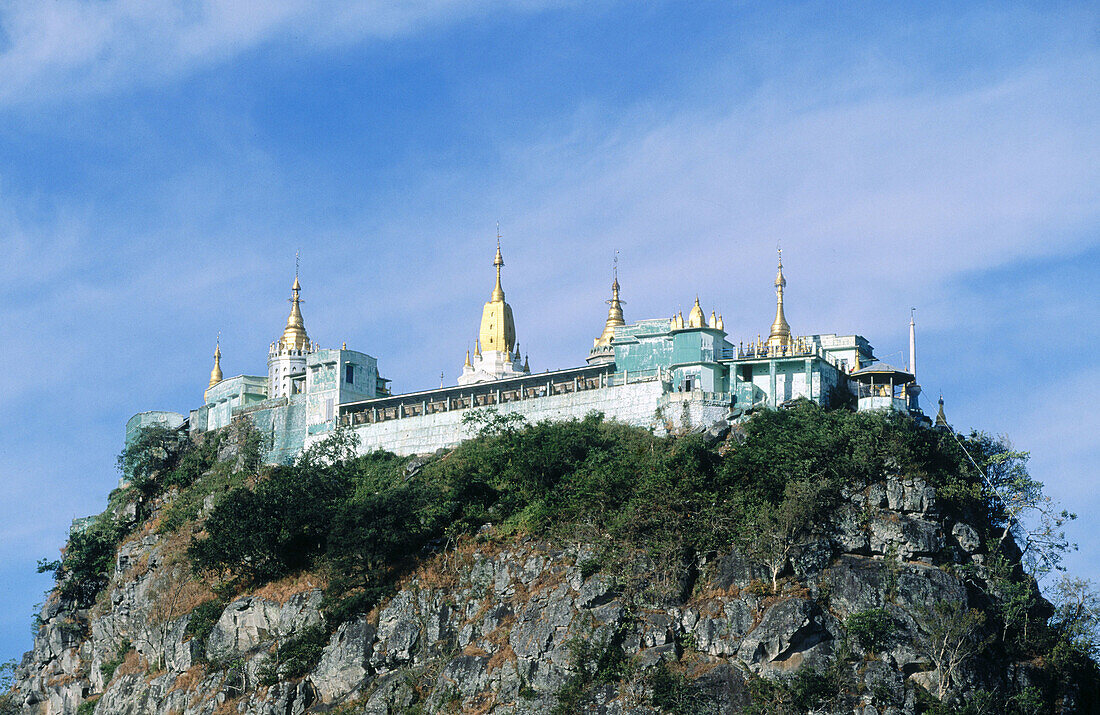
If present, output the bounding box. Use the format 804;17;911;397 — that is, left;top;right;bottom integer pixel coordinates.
0;0;577;106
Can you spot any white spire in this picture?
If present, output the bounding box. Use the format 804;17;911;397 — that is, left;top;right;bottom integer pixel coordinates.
909;307;917;378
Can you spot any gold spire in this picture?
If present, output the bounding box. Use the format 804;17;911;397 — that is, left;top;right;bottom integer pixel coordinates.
208;336;223;388
687;297;705;328
935;395;949;428
593;266;626;347
717;314;725;331
491;238;505;302
474;339;481;358
464;349;472;368
767;246;791;347
477;233;516;353
277;270;311;352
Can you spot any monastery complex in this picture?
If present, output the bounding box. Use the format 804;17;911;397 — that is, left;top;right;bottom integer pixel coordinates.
128;243;941;463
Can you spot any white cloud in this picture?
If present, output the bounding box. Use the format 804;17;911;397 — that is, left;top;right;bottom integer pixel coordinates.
481;46;1100;353
0;0;578;106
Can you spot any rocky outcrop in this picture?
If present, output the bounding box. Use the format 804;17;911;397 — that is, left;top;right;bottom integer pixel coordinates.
10;469;1061;714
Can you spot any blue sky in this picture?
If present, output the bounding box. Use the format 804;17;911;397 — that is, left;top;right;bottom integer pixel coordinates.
2;1;1098;665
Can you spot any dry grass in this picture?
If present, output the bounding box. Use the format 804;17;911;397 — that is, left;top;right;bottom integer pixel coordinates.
116;649;146;678
462;644;489;657
212;695;242;715
527;563;568;596
465;690;500;715
484;615;518;674
168;665;205;695
486;641;517;675
251;571;328;604
45;672;78;688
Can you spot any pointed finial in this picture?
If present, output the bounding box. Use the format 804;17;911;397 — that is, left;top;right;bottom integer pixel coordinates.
464;349;472;368
440;371;445;388
523;353;530;372
935;394;949;427
342;341;347;350
208;333;223;389
767;244;791;346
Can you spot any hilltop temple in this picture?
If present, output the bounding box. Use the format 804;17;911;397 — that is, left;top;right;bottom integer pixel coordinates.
132;240;928;463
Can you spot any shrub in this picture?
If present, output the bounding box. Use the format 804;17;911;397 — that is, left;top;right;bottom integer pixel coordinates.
38;513;126;607
259;624;330;683
845;608;894;654
183;599;227;662
99;640;130;683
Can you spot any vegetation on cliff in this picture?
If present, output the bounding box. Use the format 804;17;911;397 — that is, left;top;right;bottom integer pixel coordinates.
25;401;1100;713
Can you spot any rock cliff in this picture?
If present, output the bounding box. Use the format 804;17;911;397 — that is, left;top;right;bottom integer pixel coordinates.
8;410;1097;713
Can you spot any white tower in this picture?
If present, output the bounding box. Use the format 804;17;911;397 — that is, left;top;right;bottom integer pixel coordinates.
268;271;315;399
907;308;921;411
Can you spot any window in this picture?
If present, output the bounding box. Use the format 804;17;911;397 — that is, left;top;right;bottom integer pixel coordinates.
345;364;354;385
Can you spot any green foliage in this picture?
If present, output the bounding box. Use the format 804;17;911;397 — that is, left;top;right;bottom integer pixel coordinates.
745;663;852;714
189;429;371;583
0;659;17;715
99;640;130;683
918;601;993;699
578;557;601;580
845;608;894;654
158;458;248;533
75;700;98;715
118;423;265;520
183;598;227;662
38;512;126;607
462;407;528;437
647;662;706;714
552;624;630;714
187;403;1033;622
117;425;186;498
259;624;330;684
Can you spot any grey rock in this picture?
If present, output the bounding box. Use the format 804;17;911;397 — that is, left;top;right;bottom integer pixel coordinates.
895;563;966;612
688;664;750;712
577;573;617;609
824;555;888;615
902;478;938;515
737;598;833;667
634;643;678;669
711;547;770;590
361;670;418;714
831;503;872;554
310;616;375;703
791;538;834;579
869;514;944;559
953;522;982;553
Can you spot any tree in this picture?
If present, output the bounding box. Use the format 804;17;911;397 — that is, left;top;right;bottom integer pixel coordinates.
962;434;1076;581
918;600;993;699
462;407;527;437
117;425;186;498
0;659;18;714
741;477;828;592
1050;576;1100;661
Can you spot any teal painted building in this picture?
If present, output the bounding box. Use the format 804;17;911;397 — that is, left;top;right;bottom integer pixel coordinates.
131;247;925;465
